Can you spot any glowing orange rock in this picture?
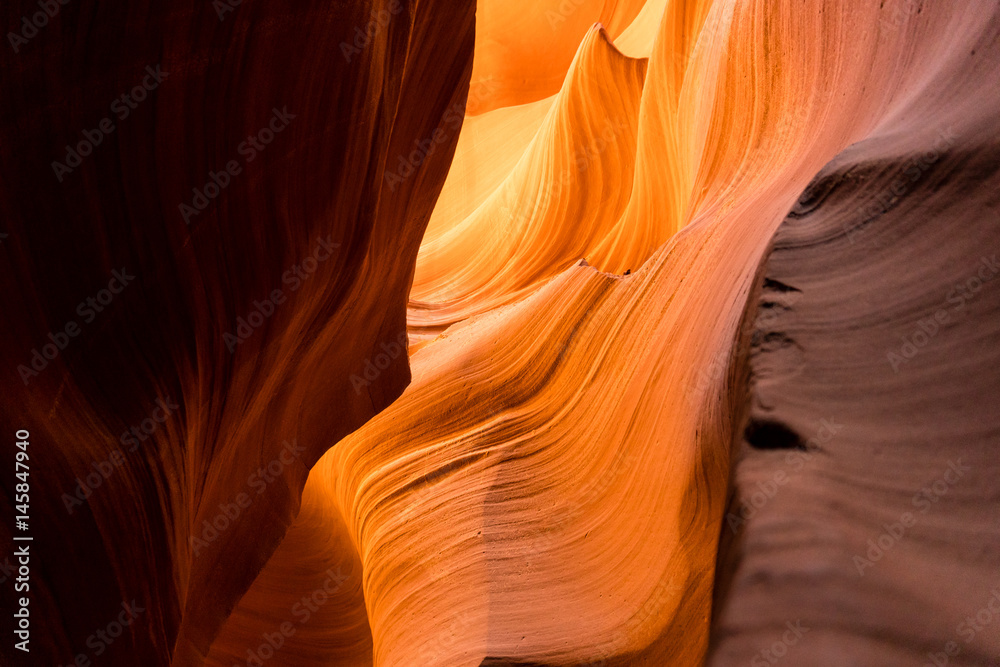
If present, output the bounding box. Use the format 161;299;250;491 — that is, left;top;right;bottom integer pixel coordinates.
264;1;1000;665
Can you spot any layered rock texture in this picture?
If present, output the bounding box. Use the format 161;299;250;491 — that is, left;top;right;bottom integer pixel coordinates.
710;40;1000;665
1;0;474;664
1;0;998;666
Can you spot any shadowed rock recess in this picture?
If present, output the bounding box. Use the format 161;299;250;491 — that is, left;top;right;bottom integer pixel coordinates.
0;1;474;664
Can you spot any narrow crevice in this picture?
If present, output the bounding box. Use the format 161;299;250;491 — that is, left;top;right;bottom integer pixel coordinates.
761;277;801;293
744;417;805;451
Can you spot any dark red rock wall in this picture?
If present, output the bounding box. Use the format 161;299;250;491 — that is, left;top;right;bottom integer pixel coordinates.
0;1;474;664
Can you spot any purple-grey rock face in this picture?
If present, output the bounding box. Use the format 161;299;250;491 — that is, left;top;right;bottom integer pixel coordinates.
709;35;1000;666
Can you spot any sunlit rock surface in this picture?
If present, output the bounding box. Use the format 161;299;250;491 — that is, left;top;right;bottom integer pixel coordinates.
226;1;1000;666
